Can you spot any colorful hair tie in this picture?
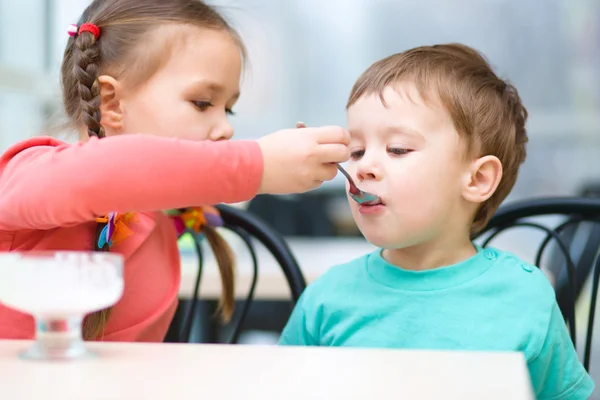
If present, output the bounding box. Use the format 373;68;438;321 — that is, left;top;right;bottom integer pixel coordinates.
94;206;223;249
96;212;138;249
67;22;101;40
167;206;224;237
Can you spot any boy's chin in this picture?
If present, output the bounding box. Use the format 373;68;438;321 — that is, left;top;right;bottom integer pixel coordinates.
359;224;423;249
361;230;404;249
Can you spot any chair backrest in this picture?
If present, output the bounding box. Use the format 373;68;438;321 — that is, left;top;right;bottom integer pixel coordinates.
474;197;600;371
247;194;336;237
172;204;307;344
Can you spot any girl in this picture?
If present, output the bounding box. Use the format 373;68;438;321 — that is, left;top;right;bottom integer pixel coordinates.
0;0;350;342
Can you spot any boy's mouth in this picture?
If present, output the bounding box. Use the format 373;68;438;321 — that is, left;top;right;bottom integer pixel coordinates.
358;197;385;214
361;197;384;207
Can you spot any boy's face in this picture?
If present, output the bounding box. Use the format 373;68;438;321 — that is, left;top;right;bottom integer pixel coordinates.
346;83;473;249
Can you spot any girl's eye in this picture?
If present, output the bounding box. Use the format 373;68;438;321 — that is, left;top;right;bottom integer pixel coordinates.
192;101;212;111
350;150;365;160
193;101;235;116
388;148;412;156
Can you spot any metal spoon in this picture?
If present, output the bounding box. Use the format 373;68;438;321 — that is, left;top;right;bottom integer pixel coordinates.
335;163;379;204
296;122;379;204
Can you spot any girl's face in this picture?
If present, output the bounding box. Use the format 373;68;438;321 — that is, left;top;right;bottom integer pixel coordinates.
93;26;242;142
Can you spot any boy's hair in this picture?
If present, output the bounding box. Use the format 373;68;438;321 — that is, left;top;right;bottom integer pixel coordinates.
61;0;241;340
347;43;528;235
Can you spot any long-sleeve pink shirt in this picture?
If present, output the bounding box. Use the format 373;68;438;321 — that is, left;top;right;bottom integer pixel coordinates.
0;134;263;342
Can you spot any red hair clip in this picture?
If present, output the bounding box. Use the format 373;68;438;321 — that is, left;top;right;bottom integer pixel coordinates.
67;22;101;40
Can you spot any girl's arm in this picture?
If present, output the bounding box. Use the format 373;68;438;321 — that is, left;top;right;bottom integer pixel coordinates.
0;135;262;231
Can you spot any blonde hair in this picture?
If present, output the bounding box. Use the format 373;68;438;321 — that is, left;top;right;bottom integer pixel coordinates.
347;43;528;234
61;0;243;340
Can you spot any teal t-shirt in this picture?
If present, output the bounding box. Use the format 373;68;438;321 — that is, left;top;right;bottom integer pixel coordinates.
279;247;594;399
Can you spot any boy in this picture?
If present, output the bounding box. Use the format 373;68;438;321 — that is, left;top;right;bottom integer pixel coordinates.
279;43;594;399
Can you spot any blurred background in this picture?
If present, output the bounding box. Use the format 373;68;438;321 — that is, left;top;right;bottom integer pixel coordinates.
1;0;600;393
2;0;600;235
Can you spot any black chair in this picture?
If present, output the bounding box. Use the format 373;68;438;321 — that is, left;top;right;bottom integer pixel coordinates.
247;194;336;237
474;197;600;371
165;204;307;344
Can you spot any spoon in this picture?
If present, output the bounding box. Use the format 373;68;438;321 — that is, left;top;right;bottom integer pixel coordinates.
295;122;380;204
335;163;380;204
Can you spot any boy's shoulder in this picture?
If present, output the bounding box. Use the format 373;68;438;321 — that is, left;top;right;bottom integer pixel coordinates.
483;247;555;291
479;246;558;313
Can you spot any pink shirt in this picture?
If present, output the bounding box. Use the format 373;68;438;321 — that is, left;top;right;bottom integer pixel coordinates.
0;135;263;342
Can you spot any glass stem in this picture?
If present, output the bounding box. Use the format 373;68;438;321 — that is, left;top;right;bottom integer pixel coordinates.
34;316;86;359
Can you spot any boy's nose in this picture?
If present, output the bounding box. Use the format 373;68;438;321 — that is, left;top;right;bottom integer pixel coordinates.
356;159;382;182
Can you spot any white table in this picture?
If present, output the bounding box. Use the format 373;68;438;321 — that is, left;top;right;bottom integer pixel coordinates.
0;340;534;400
179;237;376;300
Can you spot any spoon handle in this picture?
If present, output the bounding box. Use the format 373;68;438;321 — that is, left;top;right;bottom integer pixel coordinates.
336;164;352;182
336;164;360;193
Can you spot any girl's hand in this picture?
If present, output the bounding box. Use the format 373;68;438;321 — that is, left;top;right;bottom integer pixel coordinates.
257;125;350;194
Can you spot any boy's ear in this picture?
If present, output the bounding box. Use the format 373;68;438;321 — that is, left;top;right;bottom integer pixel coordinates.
97;75;124;134
462;155;503;204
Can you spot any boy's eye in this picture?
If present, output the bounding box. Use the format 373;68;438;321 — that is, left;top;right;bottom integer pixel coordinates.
350;149;365;160
192;100;213;111
226;108;235;116
388;148;412;156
